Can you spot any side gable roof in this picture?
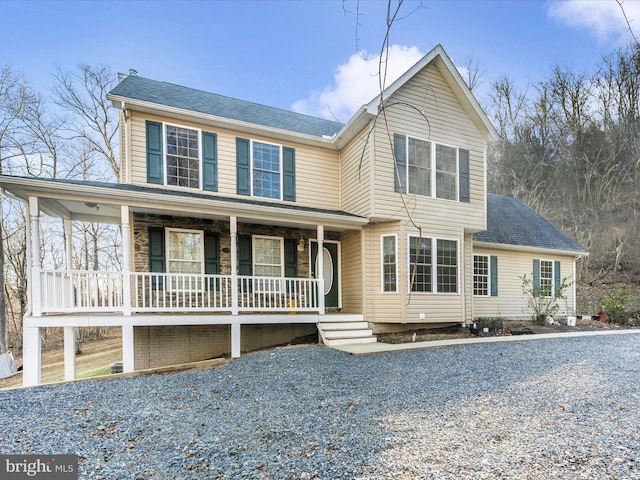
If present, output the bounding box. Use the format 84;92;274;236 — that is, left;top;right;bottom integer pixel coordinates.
474;194;588;255
108;75;344;138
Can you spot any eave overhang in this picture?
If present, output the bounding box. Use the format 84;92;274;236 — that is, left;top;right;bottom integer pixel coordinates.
0;175;368;231
473;240;589;258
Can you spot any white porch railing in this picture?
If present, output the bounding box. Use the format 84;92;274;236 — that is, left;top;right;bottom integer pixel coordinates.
40;270;320;314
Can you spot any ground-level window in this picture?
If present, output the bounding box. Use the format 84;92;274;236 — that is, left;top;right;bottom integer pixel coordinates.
381;235;398;292
166;229;203;289
539;259;554;297
408;236;458;293
253;236;283;277
474;254;489;296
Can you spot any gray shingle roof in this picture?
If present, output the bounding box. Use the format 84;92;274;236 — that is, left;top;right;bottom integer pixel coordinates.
109;75;344;138
474;194;587;254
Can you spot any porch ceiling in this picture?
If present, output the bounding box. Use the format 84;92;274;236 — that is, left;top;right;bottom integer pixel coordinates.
0;175;368;231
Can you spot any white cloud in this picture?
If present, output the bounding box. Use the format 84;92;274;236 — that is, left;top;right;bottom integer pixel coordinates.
548;0;640;45
292;44;425;123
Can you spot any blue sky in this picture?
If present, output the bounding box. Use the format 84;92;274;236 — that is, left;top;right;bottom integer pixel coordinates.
2;0;639;122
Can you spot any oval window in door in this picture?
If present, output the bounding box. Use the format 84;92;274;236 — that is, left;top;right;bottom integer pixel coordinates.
315;247;334;295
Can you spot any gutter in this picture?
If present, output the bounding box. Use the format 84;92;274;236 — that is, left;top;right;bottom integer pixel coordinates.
473;240;589;258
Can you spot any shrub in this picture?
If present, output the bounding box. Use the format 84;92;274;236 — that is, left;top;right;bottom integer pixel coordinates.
598;285;634;324
521;273;572;325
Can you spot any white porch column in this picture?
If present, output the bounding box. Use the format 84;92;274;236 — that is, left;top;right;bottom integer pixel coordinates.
121;206;132;316
231;323;241;358
64;218;73;268
23;327;41;387
122;323;135;373
230;216;241;358
230;216;238;316
63;219;76;381
29;197;42;317
317;225;325;315
63;327;75;381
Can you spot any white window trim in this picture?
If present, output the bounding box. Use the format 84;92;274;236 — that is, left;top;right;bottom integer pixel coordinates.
163;122;203;190
250;139;283;200
403;136;459;202
473;254;490;297
165;228;205;274
407;234;460;295
381;234;398;293
252;235;285;277
539;258;555;298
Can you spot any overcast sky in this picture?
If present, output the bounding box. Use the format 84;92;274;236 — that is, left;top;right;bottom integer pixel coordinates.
2;0;639;123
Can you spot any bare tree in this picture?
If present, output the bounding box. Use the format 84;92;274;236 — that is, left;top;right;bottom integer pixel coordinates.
52;64;120;180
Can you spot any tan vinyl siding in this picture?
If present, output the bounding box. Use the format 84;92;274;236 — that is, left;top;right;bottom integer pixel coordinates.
473;247;577;320
340;230;363;314
362;223;405;324
340;124;372;216
128;111;341;210
369;63;486;231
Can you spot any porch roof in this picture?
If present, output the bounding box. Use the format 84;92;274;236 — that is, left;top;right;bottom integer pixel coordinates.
0;175;368;231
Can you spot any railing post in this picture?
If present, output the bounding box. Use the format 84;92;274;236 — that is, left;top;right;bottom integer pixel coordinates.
121;206;132;316
230;216;239;315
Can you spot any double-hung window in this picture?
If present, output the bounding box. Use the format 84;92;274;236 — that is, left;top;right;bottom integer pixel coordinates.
146;121;218;191
539;260;554;297
381;235;398;293
236;138;296;201
394;134;468;202
166;125;200;189
253;236;284;292
474;255;490;296
408;235;458;293
253;142;281;199
167;228;203;290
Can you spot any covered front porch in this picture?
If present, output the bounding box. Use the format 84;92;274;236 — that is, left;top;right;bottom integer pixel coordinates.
0;175;368;386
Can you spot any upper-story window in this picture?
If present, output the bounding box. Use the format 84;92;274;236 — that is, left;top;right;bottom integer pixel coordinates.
166;125;200;188
146;120;218;192
394;134;470;202
252;141;281;199
236;137;296;201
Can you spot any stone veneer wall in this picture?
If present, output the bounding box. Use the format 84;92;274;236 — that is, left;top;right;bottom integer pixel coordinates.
133;323;317;370
132;212;339;276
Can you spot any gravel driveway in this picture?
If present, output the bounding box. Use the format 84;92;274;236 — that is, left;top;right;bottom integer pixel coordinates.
1;333;639;479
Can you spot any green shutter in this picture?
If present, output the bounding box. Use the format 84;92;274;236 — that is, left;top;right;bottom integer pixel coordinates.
394;134;407;193
236;138;250;195
202;132;218;192
284;238;298;278
146;121;163;184
283;147;296;201
533;259;540;298
554;260;561;297
459;149;470;202
238;235;252;275
490;255;498;297
148;227;165;289
204;231;220;274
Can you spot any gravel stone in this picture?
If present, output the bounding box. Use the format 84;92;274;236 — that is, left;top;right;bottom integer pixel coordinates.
1;334;639;479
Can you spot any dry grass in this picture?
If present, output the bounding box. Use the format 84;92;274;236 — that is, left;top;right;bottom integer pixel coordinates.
0;334;122;390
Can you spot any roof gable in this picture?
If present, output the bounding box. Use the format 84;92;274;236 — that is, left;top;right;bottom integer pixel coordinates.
361;44;498;142
474;194;588;255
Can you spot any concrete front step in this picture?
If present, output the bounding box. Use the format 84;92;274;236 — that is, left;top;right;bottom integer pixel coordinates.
324;329;373;339
318;321;370;331
323;336;378;346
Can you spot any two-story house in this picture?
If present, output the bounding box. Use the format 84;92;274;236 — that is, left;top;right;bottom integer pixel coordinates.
0;45;587;386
